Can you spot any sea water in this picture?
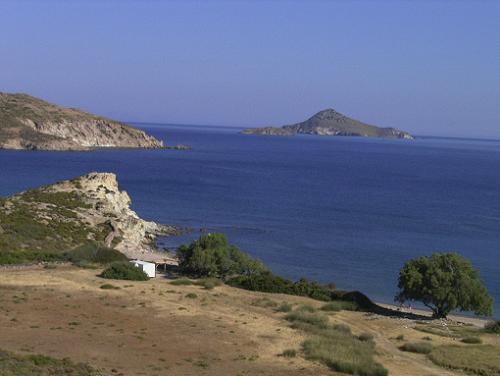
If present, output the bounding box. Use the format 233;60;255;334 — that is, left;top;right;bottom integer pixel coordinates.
1;124;499;316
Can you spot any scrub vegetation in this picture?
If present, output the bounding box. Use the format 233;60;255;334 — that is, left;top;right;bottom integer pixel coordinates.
0;349;102;376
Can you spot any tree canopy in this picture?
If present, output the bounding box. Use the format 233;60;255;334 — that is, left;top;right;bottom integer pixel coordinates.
177;233;268;278
396;253;493;318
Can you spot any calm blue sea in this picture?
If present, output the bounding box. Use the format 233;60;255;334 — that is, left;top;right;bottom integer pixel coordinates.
1;124;499;317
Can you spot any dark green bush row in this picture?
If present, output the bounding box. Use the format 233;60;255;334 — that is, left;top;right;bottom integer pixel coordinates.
226;273;333;301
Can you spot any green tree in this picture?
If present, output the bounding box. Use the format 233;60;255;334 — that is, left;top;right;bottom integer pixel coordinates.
177;233;268;278
396;253;493;318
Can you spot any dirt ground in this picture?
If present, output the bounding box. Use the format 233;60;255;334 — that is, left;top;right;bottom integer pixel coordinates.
0;266;497;376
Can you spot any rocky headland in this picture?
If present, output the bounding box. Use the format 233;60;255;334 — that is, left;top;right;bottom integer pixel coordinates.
242;108;414;140
0;93;165;150
0;172;176;262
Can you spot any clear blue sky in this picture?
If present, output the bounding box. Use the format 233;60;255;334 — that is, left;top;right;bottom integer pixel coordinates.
1;0;498;138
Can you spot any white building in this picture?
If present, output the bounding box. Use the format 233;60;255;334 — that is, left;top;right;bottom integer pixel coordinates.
129;260;156;278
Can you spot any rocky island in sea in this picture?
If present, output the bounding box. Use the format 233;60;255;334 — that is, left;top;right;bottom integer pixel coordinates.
0;92;164;150
242;108;414;140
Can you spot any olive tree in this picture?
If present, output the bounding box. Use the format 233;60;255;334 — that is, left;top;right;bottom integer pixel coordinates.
396;253;493;318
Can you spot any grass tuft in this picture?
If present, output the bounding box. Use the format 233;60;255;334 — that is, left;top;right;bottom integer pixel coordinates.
400;342;433;354
100;284;120;290
279;349;297;358
321;301;358;312
461;336;482;344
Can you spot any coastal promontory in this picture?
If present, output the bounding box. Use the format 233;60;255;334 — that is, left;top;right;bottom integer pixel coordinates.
242;108;414;140
0;93;164;150
0;172;175;263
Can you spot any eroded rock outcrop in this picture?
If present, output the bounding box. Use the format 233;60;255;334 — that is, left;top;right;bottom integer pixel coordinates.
0;172;175;261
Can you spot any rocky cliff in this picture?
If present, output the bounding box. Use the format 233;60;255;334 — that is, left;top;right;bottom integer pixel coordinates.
0;93;164;150
0;173;175;262
242;109;414;140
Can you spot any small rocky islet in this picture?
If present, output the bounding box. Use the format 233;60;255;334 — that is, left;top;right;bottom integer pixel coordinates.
242;108;414;140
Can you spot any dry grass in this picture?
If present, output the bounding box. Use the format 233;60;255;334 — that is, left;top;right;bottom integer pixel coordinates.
429;345;500;376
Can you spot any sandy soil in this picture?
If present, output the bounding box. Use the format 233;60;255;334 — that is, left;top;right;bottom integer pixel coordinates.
0;266;497;376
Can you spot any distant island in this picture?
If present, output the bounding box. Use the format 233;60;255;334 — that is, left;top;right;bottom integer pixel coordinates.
0;92;165;150
242;108;414;140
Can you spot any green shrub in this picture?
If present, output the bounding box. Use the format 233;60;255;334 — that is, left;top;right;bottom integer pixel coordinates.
177;233;268;278
461;336;482;344
100;284;120;290
194;278;222;290
227;273;333;302
400;342;433;354
100;262;149;281
169;278;193;286
280;349;297;358
358;332;374;342
65;243;127;265
185;293;197;299
0;349;100;375
484;320;500;334
297;304;316;313
252;298;278;308
285;311;329;329
276;302;293;312
321;301;358;312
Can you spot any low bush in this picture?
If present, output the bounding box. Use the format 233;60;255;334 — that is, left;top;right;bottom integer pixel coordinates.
194;278;222;290
461;336;482;344
227;273;332;301
297;304;316;313
280;349;297;358
185;293;197;299
0;349;100;375
285;311;329;329
276;302;293;312
100;284;120;290
358;332;374;342
400;342;433;354
252;298;278;308
321;301;358;312
169;278;193;286
484;320;500;334
65;243;127;265
100;262;149;281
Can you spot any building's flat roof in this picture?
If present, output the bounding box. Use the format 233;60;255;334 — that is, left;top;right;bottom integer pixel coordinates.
130;259;155;266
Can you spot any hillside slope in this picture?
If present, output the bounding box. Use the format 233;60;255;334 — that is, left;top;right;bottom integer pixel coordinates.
0;93;164;150
242;109;414;139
